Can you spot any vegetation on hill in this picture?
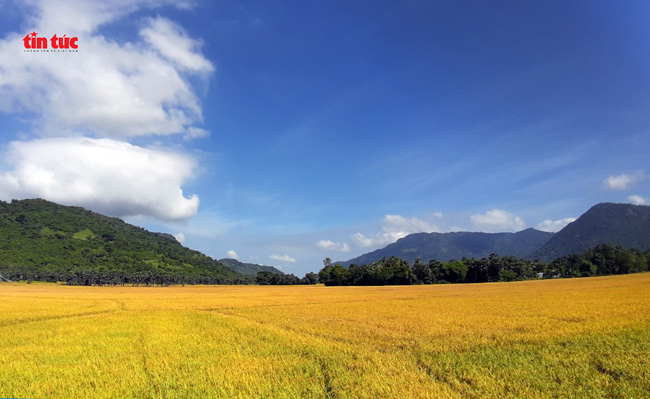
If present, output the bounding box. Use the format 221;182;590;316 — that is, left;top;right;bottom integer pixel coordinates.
0;199;247;285
530;202;650;261
217;258;284;276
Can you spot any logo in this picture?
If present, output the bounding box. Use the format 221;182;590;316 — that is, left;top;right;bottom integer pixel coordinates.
23;31;78;52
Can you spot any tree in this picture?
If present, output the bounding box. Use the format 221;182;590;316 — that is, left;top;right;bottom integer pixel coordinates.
318;265;334;285
301;272;319;285
579;259;597;277
256;271;275;285
441;260;467;283
412;258;433;284
330;264;350;286
487;253;502;282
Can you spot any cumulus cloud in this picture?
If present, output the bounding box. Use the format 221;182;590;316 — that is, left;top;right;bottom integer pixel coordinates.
352;214;440;248
270;254;297;263
536;218;576;233
471;209;525;232
227;250;239;260
0;1;213;139
0;0;214;223
628;195;647;205
316;240;350;253
0;137;199;221
604;173;644;191
173;233;186;243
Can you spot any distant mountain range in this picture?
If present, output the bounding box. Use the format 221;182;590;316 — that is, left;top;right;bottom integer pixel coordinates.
340;203;650;265
340;228;553;266
218;258;284;276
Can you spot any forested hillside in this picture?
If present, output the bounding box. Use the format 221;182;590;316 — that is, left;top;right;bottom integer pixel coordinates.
530;203;650;261
218;258;284;276
0;199;245;285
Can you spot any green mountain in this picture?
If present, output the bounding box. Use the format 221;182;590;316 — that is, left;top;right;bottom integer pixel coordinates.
529;203;650;261
0;199;246;284
340;228;554;266
340;203;650;266
217;258;284;276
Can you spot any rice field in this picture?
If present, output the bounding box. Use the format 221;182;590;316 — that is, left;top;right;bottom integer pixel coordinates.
1;273;649;398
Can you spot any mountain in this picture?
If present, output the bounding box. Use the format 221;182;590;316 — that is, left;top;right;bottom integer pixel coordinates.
0;199;244;283
529;203;650;261
218;258;284;276
340;228;554;266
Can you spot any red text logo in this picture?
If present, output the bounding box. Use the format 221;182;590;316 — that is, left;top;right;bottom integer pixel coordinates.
23;31;78;50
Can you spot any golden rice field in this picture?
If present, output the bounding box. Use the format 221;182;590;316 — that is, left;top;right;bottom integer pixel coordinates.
1;273;649;398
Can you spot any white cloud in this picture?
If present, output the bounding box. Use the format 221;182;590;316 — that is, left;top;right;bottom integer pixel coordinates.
351;233;375;247
173;233;186;243
471;209;525;232
352;214;440;248
227;250;239;260
184;127;211;140
628;195;647;205
0;2;213;139
536;218;576;233
604;173;644;191
316;240;350;253
270;254;296;263
0;137;199;221
0;1;214;223
141;16;214;73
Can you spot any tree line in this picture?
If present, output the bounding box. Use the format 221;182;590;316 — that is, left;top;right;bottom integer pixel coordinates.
255;271;319;285
0;267;252;286
0;267;319;286
2;244;648;286
316;244;650;286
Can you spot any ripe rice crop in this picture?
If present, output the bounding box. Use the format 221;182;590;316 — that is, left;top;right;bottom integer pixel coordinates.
1;273;649;398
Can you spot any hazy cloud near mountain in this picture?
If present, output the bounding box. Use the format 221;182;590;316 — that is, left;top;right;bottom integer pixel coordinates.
270;254;297;263
471;209;525;233
604;173;644;191
536;217;576;233
316;240;350;253
352;214;441;248
628;195;647;205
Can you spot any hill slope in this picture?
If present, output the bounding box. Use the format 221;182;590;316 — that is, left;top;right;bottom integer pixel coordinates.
218;258;284;276
340;228;554;265
0;199;244;283
530;203;650;261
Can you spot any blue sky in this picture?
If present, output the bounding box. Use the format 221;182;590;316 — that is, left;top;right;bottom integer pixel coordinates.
1;0;649;275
